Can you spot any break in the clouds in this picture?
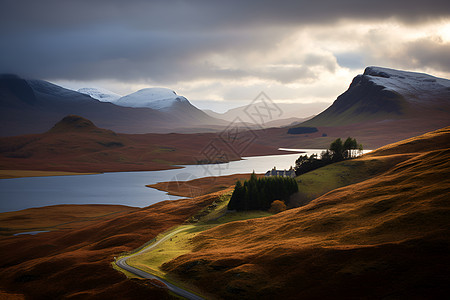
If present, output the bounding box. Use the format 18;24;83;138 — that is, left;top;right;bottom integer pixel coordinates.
1;0;449;107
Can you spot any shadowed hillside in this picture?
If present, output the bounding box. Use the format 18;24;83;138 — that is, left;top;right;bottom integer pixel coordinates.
161;126;450;299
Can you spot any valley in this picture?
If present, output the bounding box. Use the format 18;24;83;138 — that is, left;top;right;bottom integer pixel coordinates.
0;66;449;299
121;127;450;299
2;1;450;298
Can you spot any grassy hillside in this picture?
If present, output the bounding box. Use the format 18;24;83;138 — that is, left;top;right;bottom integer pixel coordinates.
0;193;221;299
291;152;411;206
161;126;450;299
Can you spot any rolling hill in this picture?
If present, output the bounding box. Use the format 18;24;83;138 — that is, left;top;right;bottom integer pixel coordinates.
0;127;448;299
160;126;450;299
0;191;221;299
0;115;283;174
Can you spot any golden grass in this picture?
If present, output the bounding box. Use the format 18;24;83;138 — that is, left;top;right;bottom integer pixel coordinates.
124;189;273;283
158;127;450;299
292;154;411;206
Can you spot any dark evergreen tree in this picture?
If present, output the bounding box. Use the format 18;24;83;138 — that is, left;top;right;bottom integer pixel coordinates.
228;180;243;210
227;176;298;211
329;138;344;161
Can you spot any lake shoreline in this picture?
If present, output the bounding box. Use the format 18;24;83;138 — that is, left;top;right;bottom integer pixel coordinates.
147;173;265;197
0;151;321;213
0;170;100;179
0;149;303;179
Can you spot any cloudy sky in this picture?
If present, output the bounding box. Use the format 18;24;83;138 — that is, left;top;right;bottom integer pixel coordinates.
1;0;449;112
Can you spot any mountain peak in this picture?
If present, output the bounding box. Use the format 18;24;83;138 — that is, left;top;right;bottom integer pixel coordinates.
48;115;99;133
115;87;189;110
298;66;450;128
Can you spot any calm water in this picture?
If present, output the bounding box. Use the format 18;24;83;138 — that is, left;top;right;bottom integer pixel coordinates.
0;150;323;213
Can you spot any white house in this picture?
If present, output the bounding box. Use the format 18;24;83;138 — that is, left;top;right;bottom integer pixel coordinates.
265;166;296;178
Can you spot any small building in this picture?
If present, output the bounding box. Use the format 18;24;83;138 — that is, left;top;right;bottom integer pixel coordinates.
265;166;296;178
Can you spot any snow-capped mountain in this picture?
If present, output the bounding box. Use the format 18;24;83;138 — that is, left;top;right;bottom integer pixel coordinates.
114;88;189;110
77;87;121;102
0;75;227;136
300;66;450;127
363;66;450;104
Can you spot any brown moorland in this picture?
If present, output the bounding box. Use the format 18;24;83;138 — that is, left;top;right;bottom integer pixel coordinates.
0;192;224;299
161;126;450;299
2;112;449;177
0;204;139;236
147;173;264;198
0;115;286;175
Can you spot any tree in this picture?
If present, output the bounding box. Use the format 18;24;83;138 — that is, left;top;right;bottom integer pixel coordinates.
358;143;364;156
294;137;363;176
228;176;298;211
228;180;243;210
329;138;344;161
343;137;358;159
268;200;286;214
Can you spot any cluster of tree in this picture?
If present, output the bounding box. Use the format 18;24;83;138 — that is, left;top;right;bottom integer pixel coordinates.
287;126;318;134
295;137;363;176
228;173;298;211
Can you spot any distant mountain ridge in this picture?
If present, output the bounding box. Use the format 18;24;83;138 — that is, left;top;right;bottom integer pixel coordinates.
204;102;330;125
0;75;226;136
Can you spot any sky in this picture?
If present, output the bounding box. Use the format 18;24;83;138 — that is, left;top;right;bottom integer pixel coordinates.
1;0;449;112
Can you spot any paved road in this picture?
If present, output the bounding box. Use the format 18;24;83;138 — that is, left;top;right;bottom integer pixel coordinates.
116;228;204;300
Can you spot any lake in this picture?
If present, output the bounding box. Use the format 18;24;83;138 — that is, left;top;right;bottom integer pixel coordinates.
0;150;324;213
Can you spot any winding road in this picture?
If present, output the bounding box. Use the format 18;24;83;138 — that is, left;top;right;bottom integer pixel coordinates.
115;228;204;300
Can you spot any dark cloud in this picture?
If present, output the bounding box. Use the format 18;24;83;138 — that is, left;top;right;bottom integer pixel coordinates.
401;38;450;72
1;0;449;31
0;0;449;83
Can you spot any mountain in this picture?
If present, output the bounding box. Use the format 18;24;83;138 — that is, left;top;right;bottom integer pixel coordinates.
0;75;226;136
282;67;450;147
115;88;182;109
204;102;329;125
161;126;450;299
299;66;450;127
115;88;223;127
77;87;121;102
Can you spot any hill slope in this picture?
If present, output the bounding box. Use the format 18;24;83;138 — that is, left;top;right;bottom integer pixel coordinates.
161;126;450;299
0;192;221;299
